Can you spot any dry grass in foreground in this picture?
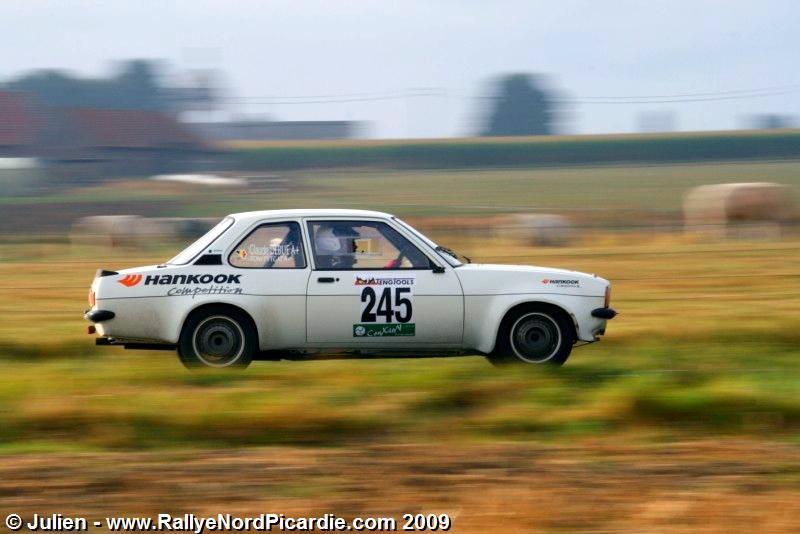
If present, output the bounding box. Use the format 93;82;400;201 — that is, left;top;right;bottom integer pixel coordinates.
2;440;799;533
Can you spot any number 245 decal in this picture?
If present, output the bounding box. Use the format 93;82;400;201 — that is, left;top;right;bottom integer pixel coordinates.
360;287;412;323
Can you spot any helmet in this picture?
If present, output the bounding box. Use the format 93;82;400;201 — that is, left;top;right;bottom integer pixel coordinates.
315;224;359;255
314;224;359;268
315;226;343;254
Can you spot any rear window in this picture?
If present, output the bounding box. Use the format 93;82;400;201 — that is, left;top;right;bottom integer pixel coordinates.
229;222;306;269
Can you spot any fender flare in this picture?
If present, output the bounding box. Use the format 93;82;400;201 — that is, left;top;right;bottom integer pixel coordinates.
177;301;261;348
486;298;579;354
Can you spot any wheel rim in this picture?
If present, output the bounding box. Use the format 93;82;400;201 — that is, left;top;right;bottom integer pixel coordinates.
191;315;245;367
509;312;561;363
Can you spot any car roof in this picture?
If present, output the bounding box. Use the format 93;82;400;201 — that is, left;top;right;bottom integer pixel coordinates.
229;209;394;224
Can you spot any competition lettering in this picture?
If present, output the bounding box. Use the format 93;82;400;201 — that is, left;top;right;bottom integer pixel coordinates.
144;274;241;285
167;286;243;299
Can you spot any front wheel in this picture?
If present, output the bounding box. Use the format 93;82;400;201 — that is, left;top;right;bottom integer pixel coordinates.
178;307;256;369
489;307;574;366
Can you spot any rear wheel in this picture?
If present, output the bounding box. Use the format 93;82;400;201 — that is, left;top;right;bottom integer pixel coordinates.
489;306;574;366
178;307;256;369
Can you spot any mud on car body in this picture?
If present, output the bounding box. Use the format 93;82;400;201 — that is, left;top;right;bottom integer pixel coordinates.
86;209;616;368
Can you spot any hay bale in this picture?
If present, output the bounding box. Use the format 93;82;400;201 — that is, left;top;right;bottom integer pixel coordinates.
684;182;796;238
147;218;217;242
70;215;149;247
71;216;218;247
500;213;575;246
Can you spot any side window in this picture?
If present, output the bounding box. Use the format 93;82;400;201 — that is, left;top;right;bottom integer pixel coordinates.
229;222;306;269
308;220;432;270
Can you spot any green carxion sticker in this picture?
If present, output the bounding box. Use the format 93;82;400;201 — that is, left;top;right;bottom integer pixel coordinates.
353;323;416;337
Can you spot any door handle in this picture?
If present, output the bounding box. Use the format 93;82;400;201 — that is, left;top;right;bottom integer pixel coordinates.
317;277;336;283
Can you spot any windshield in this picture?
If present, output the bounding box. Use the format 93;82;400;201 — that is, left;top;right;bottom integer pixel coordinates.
167;217;234;265
393;217;464;267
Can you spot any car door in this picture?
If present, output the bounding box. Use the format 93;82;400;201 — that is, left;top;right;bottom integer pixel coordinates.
226;219;310;350
305;218;464;347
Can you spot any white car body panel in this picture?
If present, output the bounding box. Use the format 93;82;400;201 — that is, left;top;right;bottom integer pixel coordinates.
94;265;309;348
306;269;464;347
88;209;613;356
456;264;608;350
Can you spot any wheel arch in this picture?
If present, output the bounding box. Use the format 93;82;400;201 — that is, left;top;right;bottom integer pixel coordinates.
179;302;260;348
490;300;578;354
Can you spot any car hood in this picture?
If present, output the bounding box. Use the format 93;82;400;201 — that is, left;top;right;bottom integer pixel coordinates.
454;263;608;296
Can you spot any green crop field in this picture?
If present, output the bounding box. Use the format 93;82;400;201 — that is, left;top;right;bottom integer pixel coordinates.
230;129;800;170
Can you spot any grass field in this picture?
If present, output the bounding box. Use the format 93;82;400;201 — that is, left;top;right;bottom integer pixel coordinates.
1;157;799;530
3;442;798;532
1;236;799;530
4;160;800;236
1;235;798;450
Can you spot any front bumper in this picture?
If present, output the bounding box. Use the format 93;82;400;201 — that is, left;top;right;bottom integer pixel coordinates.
591;307;617;319
84;309;115;323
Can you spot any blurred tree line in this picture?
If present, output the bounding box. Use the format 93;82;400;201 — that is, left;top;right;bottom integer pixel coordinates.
5;62;557;137
482;73;557;136
4;60;215;114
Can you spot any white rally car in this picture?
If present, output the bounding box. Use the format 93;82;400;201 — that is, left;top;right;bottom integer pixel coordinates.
85;209;616;368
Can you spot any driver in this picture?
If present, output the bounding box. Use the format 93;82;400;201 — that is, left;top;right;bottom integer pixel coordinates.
314;224;359;269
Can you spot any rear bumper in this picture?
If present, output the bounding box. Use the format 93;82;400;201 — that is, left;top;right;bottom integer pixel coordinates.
591;307;617;320
84;309;115;323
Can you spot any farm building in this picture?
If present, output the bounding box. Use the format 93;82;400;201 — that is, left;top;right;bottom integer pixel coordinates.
39;108;215;180
0;91;42;157
0;92;217;183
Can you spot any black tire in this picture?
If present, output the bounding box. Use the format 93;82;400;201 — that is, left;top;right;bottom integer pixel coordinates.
488;305;574;366
178;306;257;369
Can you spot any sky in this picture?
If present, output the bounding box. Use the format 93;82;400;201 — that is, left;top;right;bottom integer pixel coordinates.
2;0;799;138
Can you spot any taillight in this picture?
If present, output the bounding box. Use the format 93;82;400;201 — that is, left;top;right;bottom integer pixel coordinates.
604;285;611;308
88;290;96;307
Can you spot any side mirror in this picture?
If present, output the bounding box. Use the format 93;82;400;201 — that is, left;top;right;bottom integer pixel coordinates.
432;265;446;274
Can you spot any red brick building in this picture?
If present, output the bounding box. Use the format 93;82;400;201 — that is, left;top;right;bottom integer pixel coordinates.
0;91;42;157
0;91;213;182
